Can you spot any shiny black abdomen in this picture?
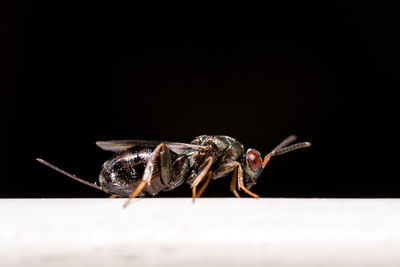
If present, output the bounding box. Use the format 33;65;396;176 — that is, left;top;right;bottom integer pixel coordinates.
99;146;167;197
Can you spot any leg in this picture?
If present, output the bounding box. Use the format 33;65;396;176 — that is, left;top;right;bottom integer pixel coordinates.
212;161;241;198
234;162;259;198
230;167;240;198
189;156;213;202
123;143;166;208
195;171;212;198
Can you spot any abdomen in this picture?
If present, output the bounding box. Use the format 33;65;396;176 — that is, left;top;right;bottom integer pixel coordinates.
99;147;157;197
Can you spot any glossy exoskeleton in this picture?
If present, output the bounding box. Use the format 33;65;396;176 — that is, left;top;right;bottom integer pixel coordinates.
37;135;311;207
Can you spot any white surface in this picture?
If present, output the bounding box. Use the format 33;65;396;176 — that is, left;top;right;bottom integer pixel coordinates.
1;198;400;267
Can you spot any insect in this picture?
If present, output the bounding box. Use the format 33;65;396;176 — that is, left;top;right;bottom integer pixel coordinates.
37;135;311;207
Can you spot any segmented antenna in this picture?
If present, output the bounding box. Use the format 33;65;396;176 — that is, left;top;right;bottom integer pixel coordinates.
262;136;311;169
36;158;110;193
271;142;312;156
272;134;298;153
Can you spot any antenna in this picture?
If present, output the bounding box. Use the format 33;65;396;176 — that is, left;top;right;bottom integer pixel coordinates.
272;142;312;156
262;135;311;169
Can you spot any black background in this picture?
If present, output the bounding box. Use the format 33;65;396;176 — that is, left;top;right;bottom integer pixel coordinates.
1;1;398;198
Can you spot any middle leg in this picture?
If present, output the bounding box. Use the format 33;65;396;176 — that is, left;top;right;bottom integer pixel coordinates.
195;171;213;198
189;156;213;202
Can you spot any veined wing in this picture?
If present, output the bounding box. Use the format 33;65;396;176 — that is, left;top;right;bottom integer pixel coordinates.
96;139;205;154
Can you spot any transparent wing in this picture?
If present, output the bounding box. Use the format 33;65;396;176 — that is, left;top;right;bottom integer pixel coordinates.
96;139;205;154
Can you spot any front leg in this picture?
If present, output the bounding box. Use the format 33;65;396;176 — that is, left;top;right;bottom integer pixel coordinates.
212;162;238;180
193;161;239;197
213;161;259;198
234;162;259;198
212;162;241;197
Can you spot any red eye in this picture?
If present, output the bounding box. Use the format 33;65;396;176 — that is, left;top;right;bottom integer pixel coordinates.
248;151;261;171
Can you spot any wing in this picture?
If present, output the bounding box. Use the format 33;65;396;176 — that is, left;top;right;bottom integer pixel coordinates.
95;139;206;154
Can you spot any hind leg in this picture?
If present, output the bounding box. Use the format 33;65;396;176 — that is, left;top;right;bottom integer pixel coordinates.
123;143;168;207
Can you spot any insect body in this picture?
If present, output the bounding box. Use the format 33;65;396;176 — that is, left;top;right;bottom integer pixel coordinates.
37;135;311;207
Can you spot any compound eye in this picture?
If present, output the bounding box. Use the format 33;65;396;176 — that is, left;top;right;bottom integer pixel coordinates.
248;151;261;171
